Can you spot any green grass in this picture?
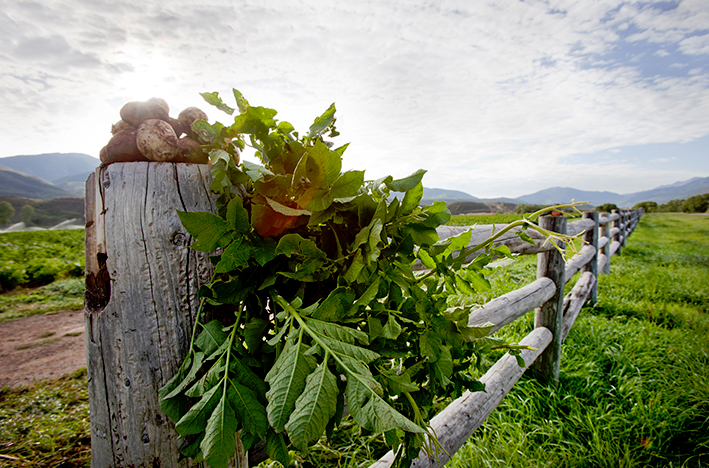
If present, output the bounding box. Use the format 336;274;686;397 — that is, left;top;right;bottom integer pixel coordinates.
0;369;90;467
0;278;85;323
1;213;707;467
448;213;709;468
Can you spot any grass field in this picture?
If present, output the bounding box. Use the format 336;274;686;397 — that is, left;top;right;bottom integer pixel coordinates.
0;213;707;467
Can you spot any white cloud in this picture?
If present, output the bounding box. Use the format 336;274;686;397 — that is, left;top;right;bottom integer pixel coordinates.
0;0;708;198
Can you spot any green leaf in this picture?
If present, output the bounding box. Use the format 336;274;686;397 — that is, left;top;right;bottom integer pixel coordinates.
177;211;231;252
265;334;316;432
311;287;356;321
382;314;402;340
304;317;370;345
387;169;427;192
308;140;342;186
215;239;252;273
345;373;423;434
285;359;339;450
308;103;336;138
233;89;250;113
330;170;364;199
265;429;290;467
200;91;235;115
252;237;277;266
400;182;423;215
201;393;237;468
242;160;274;181
380;368;419;394
265;197;311;217
227;379;269;438
175;384;222;436
161;351;206;401
232;105;278;140
518;231;535;245
277;233;327;259
195;320;229;355
417;248;436;269
226;196;249;232
243;318;268;353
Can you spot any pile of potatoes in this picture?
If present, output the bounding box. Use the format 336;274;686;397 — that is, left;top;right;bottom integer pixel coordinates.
100;97;209;165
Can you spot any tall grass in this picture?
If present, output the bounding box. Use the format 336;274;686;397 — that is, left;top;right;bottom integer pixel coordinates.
449;213;709;468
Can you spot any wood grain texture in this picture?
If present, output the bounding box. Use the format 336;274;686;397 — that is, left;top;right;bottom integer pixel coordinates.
564;244;596;284
84;162;246;467
531;215;566;384
561;271;596;343
581;211;599;305
467;278;555;334
367;327;553;468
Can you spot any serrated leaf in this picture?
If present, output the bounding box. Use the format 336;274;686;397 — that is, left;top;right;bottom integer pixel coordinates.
201;392;237;468
226;196;249;232
304;317;369;345
285;359;339;451
215;239;252;273
227;379;269;438
518;231;535;245
387;169;427;192
318;334;380;364
345;373;423;434
175;384;222;436
265;335;316;432
265;429;290;466
178;211;231;252
195;320;229;355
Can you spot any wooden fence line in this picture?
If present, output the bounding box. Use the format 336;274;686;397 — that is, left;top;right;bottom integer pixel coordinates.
84;163;642;467
369;207;643;467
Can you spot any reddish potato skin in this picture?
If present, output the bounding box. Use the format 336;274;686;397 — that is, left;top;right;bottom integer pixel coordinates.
168;117;186;137
111;119;132;135
136;119;178;162
101;128;147;164
174;137;208;164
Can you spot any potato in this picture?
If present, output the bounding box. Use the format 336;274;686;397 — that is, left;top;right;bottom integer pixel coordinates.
101;129;147;164
147;97;169;115
175;137;208;164
111;119;132;135
120;100;169;127
167;117;186;137
136;119;178;162
177;107;208;137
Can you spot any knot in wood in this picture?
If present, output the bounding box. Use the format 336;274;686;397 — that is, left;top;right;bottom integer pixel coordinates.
171;232;187;246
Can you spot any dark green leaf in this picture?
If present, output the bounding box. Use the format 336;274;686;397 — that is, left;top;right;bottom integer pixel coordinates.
195;321;229;355
330;170;364;199
265;429;290;467
175;385;222;436
201;393;237;468
177;211;231;252
227;379;269;438
215;239;252;273
387;169;427;192
226;196;249;232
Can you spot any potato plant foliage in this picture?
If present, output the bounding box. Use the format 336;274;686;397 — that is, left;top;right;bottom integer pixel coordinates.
159;90;529;468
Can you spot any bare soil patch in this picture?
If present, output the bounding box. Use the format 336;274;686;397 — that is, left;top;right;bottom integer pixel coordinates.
0;310;86;389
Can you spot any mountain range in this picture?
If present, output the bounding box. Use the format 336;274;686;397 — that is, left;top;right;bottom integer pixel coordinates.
0;153;707;209
0;153;99;198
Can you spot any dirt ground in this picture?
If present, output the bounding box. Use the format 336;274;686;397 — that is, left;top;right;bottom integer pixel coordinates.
0;310;86;389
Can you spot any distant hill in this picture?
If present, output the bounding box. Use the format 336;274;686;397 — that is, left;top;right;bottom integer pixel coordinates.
0;153;98;198
421;187;480;206
0;153;98;183
0;164;79;199
517;177;709;208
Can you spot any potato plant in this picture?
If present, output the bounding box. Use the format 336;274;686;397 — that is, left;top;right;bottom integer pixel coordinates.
159;90;559;468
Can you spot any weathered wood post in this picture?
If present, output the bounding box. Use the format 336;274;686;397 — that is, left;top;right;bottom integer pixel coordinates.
599;213;611;275
612;209;622;254
620;210;628;247
84;162;247;467
530;215;567;384
581;211;599;305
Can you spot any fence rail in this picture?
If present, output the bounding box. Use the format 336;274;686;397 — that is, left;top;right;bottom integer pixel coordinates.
370;207;643;467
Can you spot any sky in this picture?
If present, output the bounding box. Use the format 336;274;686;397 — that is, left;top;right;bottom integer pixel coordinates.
1;0;708;199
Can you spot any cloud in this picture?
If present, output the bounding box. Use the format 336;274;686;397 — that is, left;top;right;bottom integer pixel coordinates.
0;0;707;198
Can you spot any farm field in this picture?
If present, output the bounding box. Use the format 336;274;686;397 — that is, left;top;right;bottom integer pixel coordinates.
0;213;707;467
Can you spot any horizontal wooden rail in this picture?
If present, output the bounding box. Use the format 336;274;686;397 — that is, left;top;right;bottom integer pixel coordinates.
564;244;596;283
370;208;643;467
467;278;555;333
369;327;553;468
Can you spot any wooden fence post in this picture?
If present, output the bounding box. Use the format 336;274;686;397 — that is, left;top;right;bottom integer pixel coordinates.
581;211;599;305
612;209;622;254
530;215;567;384
84;162;247;467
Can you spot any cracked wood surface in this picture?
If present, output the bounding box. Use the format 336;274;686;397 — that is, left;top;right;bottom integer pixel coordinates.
84;162;245;467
